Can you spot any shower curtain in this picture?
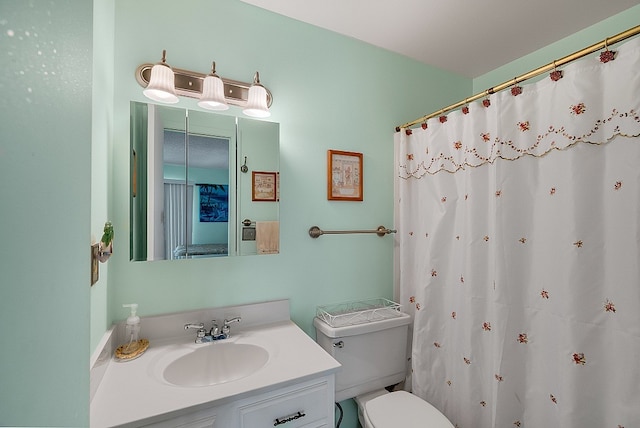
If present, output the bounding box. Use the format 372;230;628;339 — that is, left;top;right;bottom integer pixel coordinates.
395;37;640;428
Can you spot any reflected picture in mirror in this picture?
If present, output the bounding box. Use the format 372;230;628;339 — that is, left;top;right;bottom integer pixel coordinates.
130;102;279;261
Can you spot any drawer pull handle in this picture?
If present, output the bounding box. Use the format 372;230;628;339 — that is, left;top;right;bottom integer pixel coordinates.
274;410;306;426
333;341;344;348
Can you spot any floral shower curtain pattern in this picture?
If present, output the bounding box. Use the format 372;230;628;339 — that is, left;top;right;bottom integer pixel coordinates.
394;37;640;428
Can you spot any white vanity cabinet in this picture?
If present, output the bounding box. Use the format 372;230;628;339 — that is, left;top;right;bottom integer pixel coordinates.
140;376;334;428
90;301;341;428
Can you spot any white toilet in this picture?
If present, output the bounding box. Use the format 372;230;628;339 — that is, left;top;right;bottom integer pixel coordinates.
314;312;454;428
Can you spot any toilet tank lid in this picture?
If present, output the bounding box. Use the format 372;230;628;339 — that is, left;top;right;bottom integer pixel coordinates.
313;312;411;338
366;391;454;428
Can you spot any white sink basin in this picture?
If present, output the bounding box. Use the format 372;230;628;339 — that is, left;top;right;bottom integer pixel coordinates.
163;343;269;387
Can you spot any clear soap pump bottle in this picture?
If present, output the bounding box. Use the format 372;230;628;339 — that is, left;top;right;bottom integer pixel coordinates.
122;303;140;354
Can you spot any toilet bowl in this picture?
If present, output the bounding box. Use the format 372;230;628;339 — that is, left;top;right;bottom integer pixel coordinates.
313;310;454;428
355;390;454;428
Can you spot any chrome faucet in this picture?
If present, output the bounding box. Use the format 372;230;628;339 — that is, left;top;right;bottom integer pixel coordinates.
184;318;241;343
209;320;220;337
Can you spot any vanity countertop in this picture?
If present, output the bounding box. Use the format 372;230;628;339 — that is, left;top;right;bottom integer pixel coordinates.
90;320;340;427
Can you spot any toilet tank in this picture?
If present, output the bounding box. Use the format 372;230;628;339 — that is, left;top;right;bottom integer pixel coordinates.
314;313;411;402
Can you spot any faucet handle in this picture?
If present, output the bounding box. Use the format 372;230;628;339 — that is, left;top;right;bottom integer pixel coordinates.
222;317;241;337
184;323;206;341
184;322;205;330
224;317;241;326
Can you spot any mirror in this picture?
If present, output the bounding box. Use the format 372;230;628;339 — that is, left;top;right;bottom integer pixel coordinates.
130;101;279;261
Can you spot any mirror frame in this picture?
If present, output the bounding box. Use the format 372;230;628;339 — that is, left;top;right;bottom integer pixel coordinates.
129;102;279;261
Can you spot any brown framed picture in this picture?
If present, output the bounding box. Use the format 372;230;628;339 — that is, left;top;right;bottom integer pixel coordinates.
328;150;363;201
252;171;277;201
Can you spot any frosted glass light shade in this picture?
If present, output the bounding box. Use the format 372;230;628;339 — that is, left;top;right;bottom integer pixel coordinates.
198;74;229;111
243;83;270;118
143;64;178;104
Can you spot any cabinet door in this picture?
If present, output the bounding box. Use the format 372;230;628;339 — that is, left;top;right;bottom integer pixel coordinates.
239;381;330;428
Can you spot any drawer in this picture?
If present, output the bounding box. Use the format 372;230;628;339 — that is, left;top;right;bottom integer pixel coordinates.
141;406;216;428
239;381;330;428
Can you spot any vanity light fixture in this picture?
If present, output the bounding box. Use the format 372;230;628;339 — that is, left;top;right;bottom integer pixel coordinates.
142;50;179;104
197;61;229;111
136;53;273;115
243;72;271;118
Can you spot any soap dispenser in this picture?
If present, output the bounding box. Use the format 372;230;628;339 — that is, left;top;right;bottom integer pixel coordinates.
123;303;140;343
115;303;149;361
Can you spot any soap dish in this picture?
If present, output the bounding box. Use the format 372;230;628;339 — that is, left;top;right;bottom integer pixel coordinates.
114;339;149;362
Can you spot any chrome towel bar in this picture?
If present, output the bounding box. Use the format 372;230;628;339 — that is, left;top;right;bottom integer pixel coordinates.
308;225;396;239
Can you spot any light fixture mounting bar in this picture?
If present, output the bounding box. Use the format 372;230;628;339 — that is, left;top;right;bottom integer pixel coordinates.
135;63;273;107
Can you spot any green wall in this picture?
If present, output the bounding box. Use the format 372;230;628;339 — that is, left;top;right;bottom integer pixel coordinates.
0;0;92;426
473;5;640;92
106;1;469;337
0;0;632;426
98;2;639;427
91;0;115;365
103;2;469;425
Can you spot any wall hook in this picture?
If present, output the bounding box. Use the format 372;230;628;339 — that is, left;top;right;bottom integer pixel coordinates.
240;156;248;173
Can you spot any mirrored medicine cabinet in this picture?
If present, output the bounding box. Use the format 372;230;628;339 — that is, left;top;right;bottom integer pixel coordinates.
130;101;279;262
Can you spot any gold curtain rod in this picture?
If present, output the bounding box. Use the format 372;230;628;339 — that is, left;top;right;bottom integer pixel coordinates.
396;24;640;131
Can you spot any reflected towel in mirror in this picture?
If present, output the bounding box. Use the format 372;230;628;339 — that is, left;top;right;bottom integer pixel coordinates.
256;221;279;254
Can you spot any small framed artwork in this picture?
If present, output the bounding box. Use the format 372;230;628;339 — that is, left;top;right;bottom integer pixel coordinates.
91;243;99;286
198;184;229;222
328;150;363;201
252;171;277;201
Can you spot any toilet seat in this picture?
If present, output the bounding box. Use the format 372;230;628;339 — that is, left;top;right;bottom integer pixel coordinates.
364;391;454;428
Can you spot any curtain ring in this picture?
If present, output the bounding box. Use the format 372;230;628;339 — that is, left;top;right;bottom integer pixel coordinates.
599;37;615;63
549;60;563;81
461;98;470;114
511;77;523;96
482;90;492;107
